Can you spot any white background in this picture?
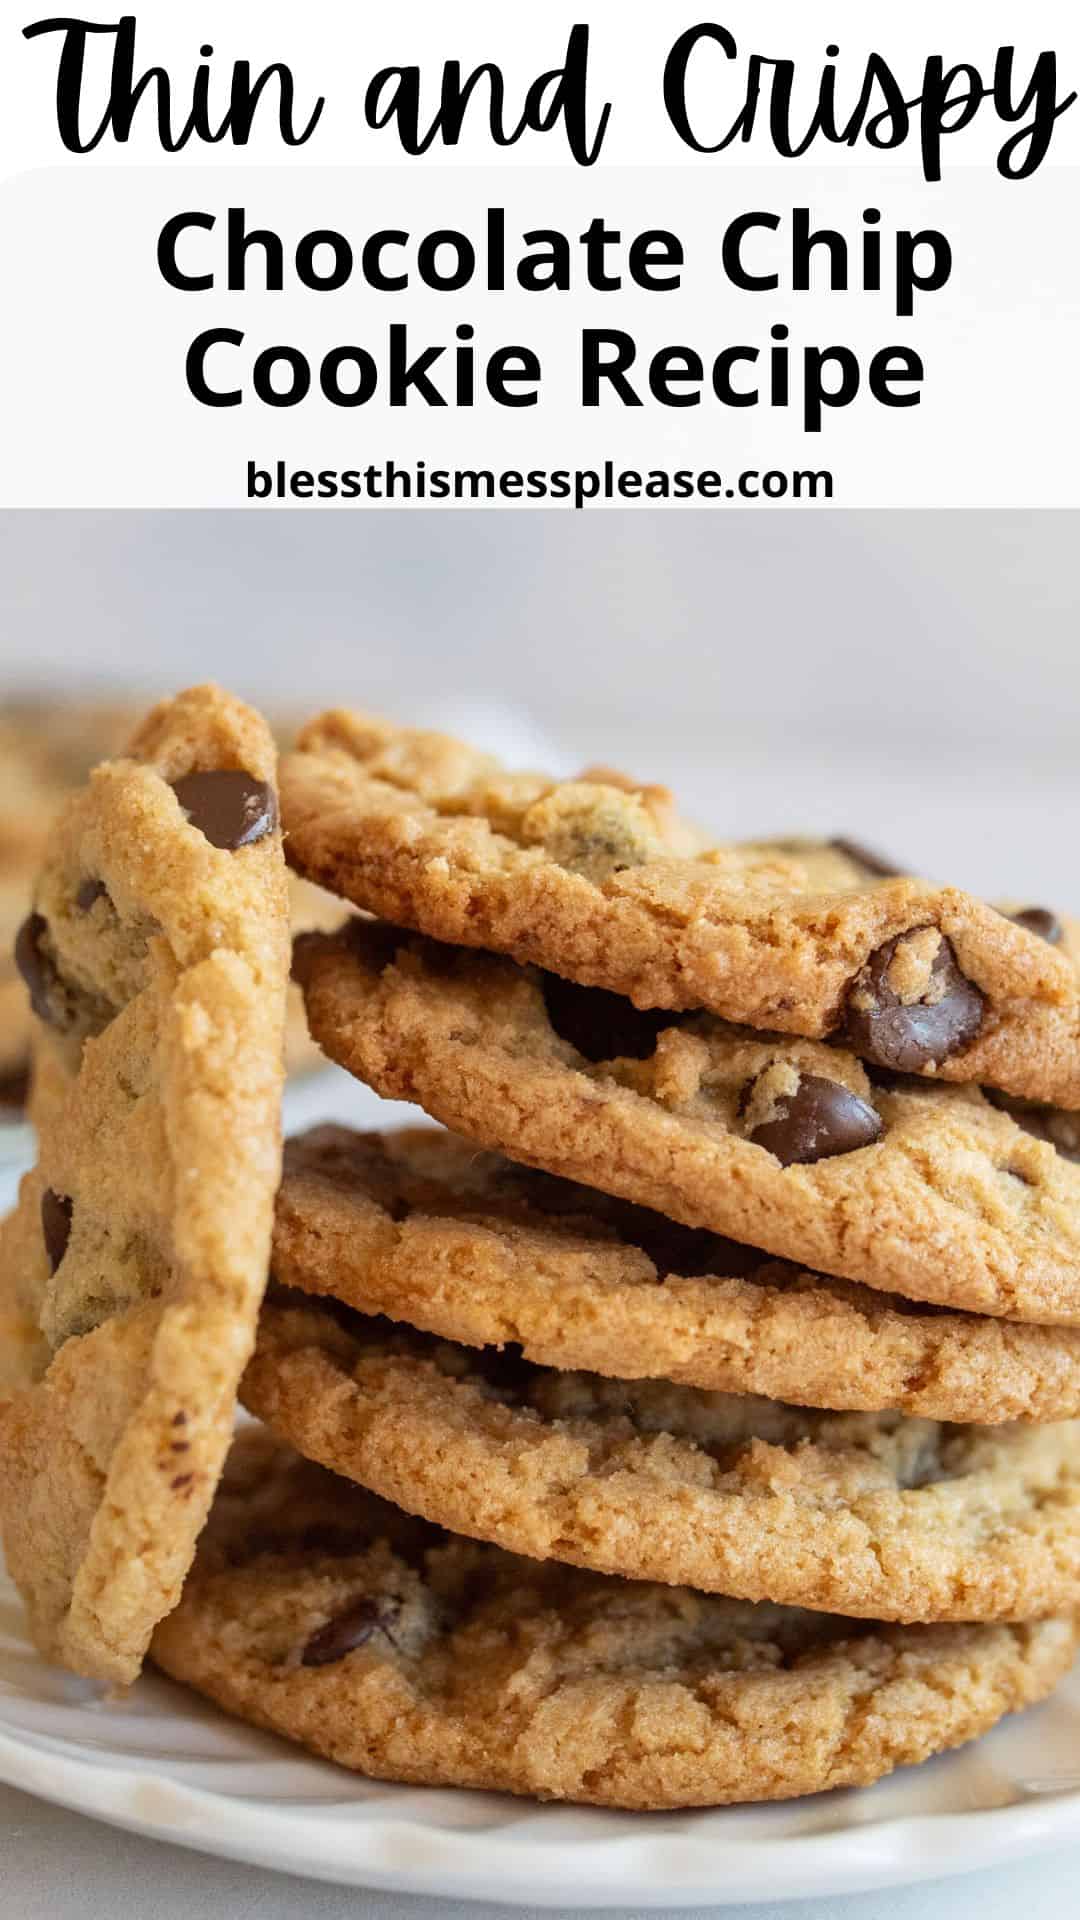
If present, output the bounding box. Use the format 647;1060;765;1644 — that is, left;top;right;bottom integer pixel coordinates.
0;507;1075;902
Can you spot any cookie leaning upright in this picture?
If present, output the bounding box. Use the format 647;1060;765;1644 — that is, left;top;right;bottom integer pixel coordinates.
281;712;1080;1107
0;686;289;1685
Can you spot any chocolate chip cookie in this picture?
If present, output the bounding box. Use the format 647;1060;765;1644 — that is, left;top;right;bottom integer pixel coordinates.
0;686;289;1684
292;923;1080;1324
243;1297;1080;1625
150;1430;1080;1810
272;1126;1080;1423
281;714;1080;1105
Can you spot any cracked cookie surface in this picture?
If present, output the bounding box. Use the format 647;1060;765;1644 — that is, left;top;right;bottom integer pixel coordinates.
0;686;289;1684
293;923;1080;1324
151;1430;1080;1810
275;1125;1080;1423
280;714;1080;1105
242;1297;1080;1624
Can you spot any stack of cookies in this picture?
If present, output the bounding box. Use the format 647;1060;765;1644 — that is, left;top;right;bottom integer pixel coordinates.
5;694;1080;1815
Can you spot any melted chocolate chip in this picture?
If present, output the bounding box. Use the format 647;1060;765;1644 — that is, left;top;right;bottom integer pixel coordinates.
171;771;277;850
14;914;63;1025
829;838;903;880
76;878;107;912
301;1595;400;1668
1008;907;1063;945
41;1189;73;1274
984;1089;1080;1163
0;1063;30;1111
541;973;677;1063
840;931;985;1072
746;1073;883;1167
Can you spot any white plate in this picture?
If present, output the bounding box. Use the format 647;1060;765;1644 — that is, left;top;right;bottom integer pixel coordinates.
3;1562;1080;1909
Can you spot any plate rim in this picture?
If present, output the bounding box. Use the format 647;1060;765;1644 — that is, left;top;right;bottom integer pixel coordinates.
3;1712;1080;1907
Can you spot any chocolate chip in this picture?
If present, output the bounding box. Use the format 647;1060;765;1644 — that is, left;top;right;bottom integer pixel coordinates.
541;973;677;1063
0;1063;30;1111
170;771;277;850
829;838;903;880
840;930;985;1072
1008;907;1062;945
14;914;64;1025
75;878;107;912
41;1189;73;1273
15;913;110;1039
746;1072;883;1166
984;1089;1080;1163
301;1596;400;1667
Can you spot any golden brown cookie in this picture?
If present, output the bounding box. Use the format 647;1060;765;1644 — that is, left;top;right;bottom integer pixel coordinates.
293;922;1080;1324
0;686;289;1684
272;1125;1080;1423
281;714;1080;1106
243;1296;1080;1625
151;1431;1080;1811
